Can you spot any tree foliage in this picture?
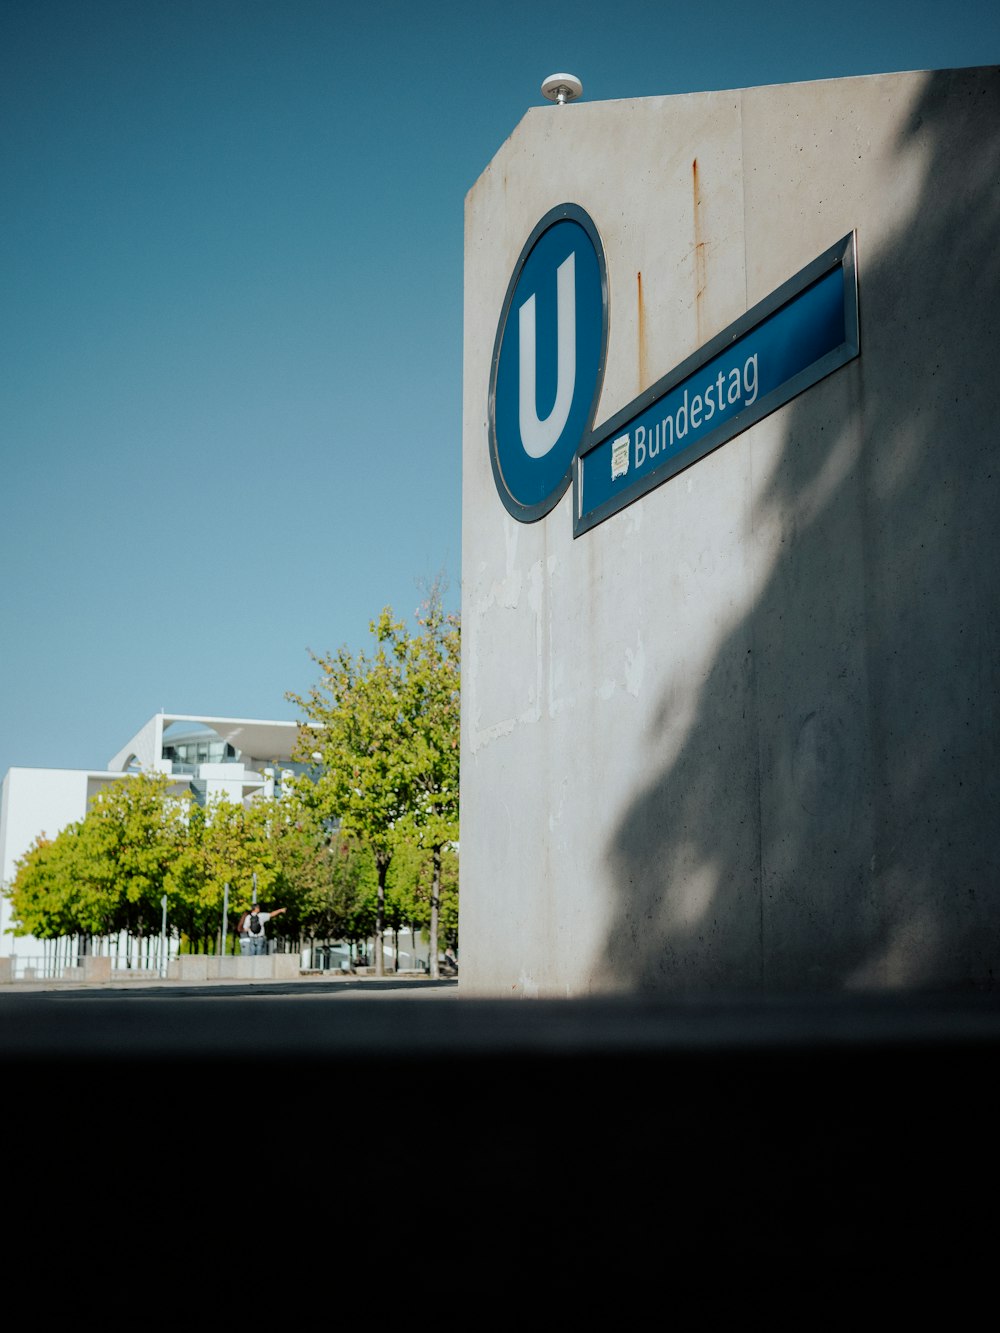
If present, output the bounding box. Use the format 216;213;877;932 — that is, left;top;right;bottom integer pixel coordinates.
6;772;189;945
392;586;460;975
287;581;460;976
6;830;84;940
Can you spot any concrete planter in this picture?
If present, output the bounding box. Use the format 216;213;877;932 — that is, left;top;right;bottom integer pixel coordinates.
168;954;301;982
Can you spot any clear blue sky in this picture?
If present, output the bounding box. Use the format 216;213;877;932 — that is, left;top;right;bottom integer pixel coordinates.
2;0;997;778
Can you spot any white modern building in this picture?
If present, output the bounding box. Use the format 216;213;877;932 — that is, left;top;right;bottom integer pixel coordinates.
0;711;307;963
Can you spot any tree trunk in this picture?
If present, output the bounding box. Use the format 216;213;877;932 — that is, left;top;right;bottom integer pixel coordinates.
429;845;441;979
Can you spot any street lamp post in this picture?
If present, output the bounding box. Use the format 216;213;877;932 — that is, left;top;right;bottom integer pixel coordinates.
159;894;168;979
221;881;229;959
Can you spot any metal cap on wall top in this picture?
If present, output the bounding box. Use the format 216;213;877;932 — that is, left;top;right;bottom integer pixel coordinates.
541;73;583;105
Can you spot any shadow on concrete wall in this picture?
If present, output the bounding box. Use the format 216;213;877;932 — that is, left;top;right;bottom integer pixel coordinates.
603;68;1000;994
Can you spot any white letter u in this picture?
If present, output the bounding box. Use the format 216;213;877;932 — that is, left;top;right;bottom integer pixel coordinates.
518;252;576;458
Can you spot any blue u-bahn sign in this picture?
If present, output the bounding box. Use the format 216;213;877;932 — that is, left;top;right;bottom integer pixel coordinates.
489;204;608;522
488;210;859;536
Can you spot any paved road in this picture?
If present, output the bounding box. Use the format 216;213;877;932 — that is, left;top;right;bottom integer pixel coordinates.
5;980;995;1270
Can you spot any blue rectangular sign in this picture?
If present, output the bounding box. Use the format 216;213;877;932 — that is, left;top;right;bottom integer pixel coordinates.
573;233;859;536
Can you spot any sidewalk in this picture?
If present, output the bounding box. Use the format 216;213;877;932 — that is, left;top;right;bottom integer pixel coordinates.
0;969;460;995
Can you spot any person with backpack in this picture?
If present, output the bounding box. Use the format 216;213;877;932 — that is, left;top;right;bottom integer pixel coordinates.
238;902;287;956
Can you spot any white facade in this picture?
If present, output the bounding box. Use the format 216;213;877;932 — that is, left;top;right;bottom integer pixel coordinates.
0;711;304;960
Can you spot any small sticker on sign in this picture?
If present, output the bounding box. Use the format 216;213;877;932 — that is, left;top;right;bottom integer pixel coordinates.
611;433;630;480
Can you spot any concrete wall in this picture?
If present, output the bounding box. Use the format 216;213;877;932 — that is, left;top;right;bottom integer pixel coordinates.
459;67;1000;997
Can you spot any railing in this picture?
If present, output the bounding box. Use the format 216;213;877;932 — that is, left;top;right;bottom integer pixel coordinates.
3;939;438;983
7;955;168;982
3;953;300;984
300;945;431;973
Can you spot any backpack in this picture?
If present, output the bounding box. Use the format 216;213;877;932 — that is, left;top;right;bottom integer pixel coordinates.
249;913;262;935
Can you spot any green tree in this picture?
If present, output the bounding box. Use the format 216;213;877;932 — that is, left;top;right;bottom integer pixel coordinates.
269;797;377;954
288;608;419;976
386;835;459;971
316;836;379;965
78;772;190;951
7;772;191;958
202;795;279;952
386;835;428;961
288;588;460;977
392;584;460;977
5;827;86;941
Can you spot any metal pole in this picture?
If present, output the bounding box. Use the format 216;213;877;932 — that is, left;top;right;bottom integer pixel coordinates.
222;882;229;958
160;894;168;978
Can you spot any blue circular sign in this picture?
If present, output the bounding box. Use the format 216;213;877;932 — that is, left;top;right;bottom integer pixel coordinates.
489;204;607;522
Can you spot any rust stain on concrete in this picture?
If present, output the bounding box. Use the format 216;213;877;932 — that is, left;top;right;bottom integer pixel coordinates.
692;158;707;345
637;271;648;391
